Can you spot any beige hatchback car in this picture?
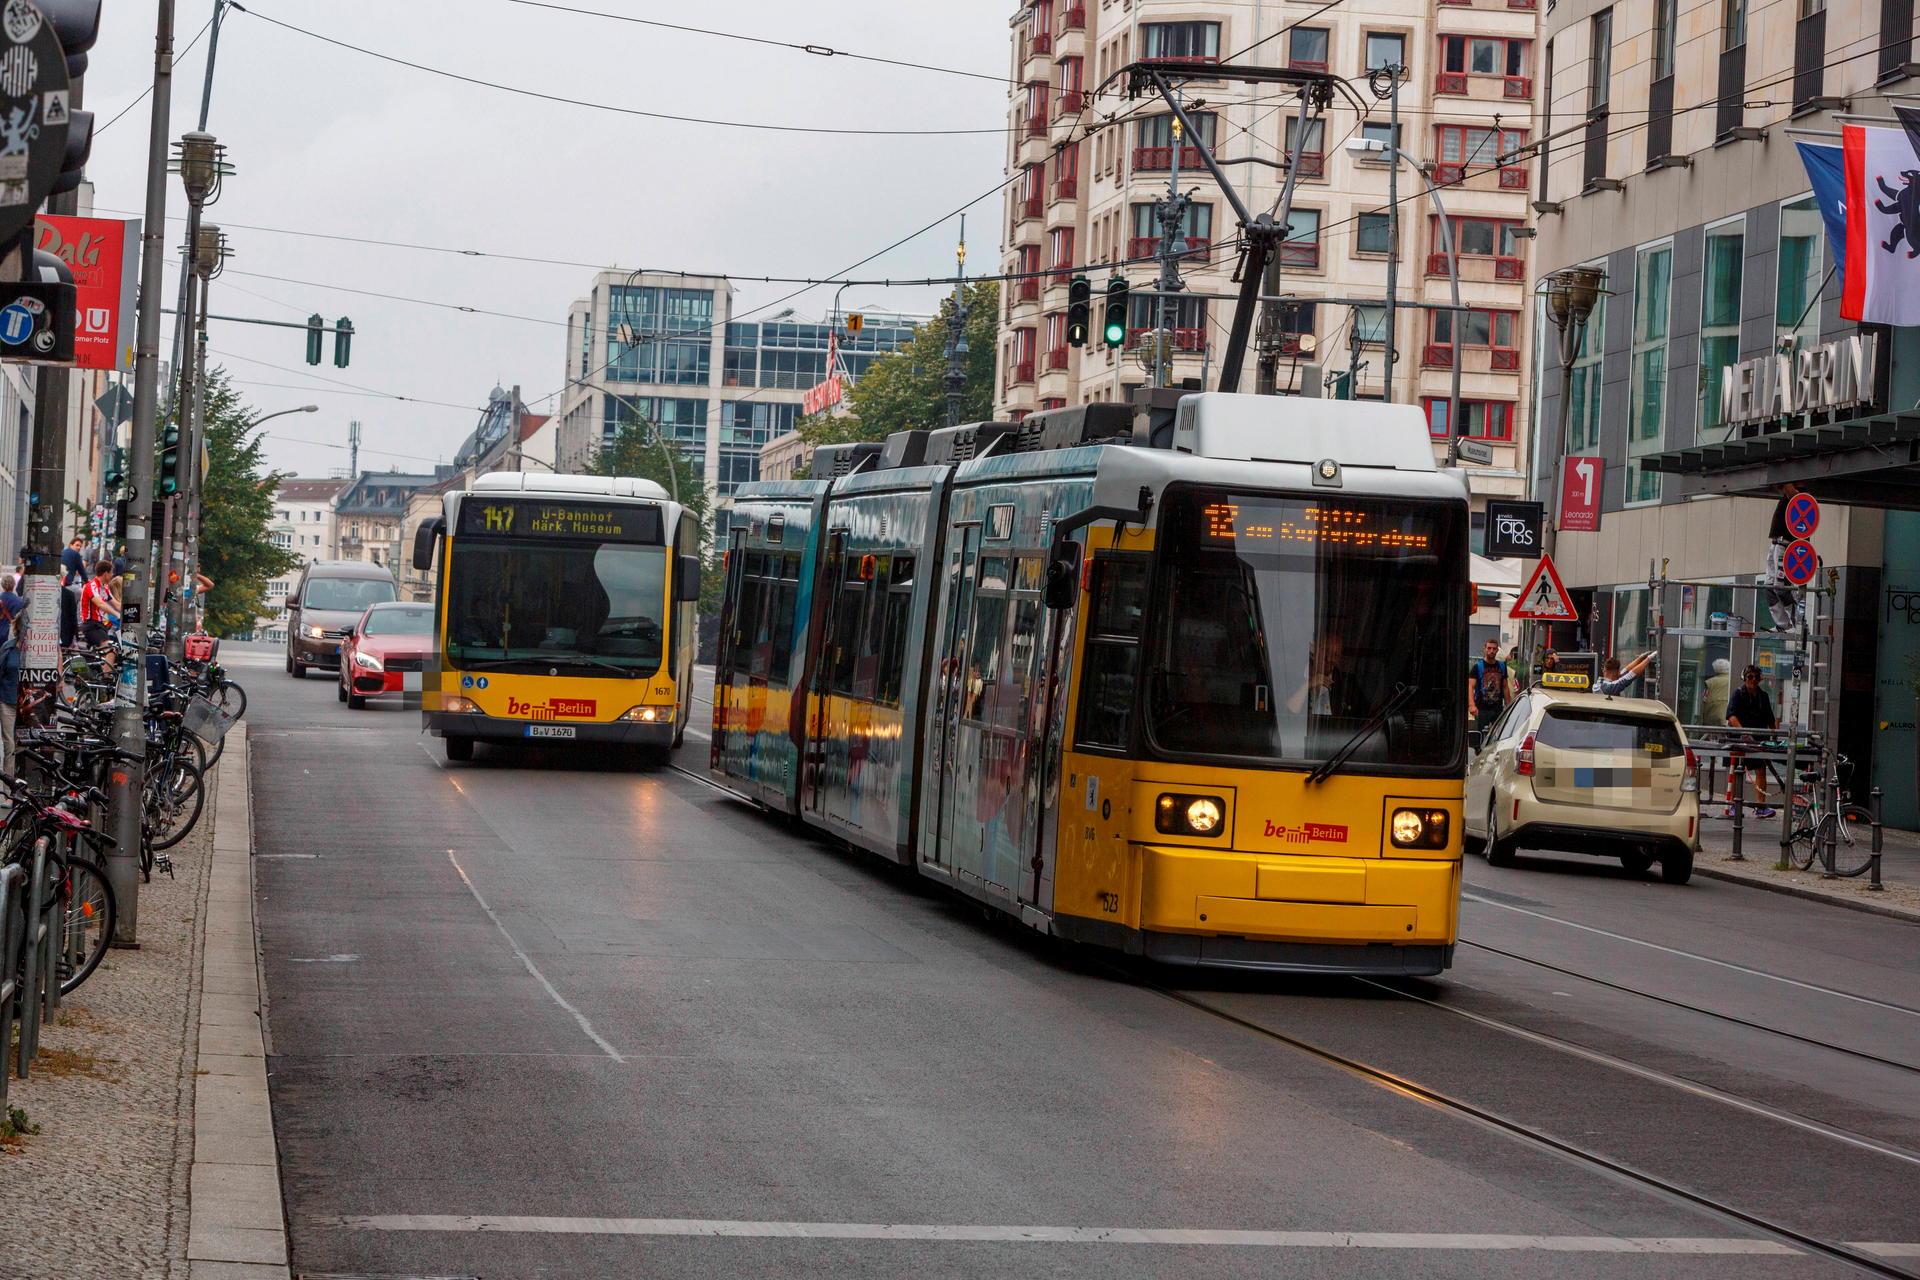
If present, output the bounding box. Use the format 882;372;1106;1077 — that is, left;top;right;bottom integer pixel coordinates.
1464;688;1700;883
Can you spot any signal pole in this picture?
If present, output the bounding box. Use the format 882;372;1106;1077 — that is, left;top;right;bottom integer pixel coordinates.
108;0;179;946
943;217;968;426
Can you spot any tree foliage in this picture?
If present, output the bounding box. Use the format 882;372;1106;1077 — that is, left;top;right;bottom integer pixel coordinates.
197;369;302;637
590;417;710;538
799;282;1000;446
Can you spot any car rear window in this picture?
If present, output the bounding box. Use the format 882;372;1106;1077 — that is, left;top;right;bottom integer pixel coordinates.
1538;709;1681;757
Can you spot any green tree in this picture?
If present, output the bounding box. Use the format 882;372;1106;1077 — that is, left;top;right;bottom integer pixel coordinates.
590;414;709;536
196;369;302;637
799;281;1000;446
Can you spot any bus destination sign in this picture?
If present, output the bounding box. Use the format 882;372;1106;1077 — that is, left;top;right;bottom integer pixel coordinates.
457;498;663;544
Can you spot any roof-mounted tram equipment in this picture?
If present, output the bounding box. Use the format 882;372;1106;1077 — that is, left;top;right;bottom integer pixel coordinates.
715;392;1470;975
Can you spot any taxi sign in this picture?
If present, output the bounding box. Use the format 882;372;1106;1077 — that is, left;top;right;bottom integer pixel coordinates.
1783;491;1820;538
1511;553;1577;621
1782;537;1818;585
1541;670;1592;691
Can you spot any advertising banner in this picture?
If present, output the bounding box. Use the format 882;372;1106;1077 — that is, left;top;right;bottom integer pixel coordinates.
34;214;139;370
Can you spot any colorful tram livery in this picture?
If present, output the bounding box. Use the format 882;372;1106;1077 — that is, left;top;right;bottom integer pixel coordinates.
716;393;1471;975
416;473;700;762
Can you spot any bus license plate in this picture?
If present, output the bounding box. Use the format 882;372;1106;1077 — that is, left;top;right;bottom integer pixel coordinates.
526;725;576;740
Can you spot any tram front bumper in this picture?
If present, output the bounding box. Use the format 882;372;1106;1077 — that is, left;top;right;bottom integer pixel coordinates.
1139;844;1461;948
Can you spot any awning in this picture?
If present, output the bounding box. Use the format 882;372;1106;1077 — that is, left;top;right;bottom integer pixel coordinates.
1471;553;1522;594
1638;412;1920;508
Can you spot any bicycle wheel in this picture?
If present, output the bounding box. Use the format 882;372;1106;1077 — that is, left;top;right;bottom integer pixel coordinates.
212;679;247;722
58;855;115;994
1824;803;1878;877
1786;810;1821;870
146;758;205;851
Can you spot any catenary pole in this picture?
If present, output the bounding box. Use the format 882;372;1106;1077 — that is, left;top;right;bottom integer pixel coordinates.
107;0;178;947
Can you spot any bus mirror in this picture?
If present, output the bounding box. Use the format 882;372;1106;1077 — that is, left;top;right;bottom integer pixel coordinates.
675;553;701;601
412;517;444;572
1043;540;1081;610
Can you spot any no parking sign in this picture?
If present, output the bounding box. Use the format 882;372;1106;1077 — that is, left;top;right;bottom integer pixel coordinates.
1784;492;1820;538
1782;538;1819;586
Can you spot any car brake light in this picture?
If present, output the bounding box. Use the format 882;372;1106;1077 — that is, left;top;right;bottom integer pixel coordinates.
1515;732;1536;776
1683;746;1699;792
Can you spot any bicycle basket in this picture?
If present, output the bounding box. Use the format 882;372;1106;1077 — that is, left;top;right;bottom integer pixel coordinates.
183;694;238;744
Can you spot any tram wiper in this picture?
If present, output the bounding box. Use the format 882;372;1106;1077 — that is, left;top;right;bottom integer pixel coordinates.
1304;683;1416;786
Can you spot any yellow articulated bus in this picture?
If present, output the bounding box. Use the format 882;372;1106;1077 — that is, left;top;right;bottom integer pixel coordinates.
717;393;1470;975
415;473;700;764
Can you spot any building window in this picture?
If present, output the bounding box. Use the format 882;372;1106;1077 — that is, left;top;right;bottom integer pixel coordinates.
1439;35;1529;76
1584;9;1612;186
1357;211;1393;254
1424;398;1514;439
605;286;714;386
1135;112;1215;169
1141;21;1220;62
1283;116;1326;177
1652;0;1676;78
1353;304;1388;344
1125;295;1208;347
1434;216;1524;258
1048;225;1076;270
1015;243;1042;303
1793;0;1826;107
1359;120;1401;152
1128;201;1211;259
1289;27;1330;71
1697;218;1744;440
1628;241;1672;505
1430;308;1517;349
1366;32;1407;71
1019;163;1043;218
1725;0;1748;47
1057;56;1084;114
1435;125;1527;170
722;400;798;448
1565;276;1605;454
1279;207;1321;266
1045;311;1069;367
1009;327;1037;383
1052;141;1080;200
1777;194;1826;349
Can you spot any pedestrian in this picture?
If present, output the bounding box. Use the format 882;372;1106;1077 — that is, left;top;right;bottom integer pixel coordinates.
1468;637;1509;734
79;559;120;652
1505;644;1529;697
1596;650;1655;696
59;535;85;648
0;571;22;649
1701;657;1730;726
1724;664;1778;819
1761;483;1801;632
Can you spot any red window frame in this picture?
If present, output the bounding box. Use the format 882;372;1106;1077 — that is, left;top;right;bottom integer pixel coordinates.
1048;225;1076;271
1025;81;1050;136
1015;244;1042;303
1427;307;1518;349
1432;125;1529;184
1051;141;1080;200
1044;311;1069;368
1422;398;1514;440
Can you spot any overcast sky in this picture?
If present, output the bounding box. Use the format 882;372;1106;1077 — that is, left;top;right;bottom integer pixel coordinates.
81;1;1011;478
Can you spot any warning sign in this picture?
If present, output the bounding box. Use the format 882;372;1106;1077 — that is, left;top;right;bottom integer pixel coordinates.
1511;554;1577;621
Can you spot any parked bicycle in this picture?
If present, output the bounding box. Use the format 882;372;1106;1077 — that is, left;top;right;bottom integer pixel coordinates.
1786;754;1875;875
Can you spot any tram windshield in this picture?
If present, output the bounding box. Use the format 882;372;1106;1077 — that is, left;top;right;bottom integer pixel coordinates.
1145;486;1467;772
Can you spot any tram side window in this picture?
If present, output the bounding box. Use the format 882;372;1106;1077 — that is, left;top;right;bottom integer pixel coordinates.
765;567;799;687
964;557;1013;723
1077;555;1149;751
873;556;915;708
729;561;766;678
827;561;869;697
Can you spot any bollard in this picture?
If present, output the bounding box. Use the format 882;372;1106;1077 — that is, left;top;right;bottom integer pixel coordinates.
1869;786;1885;892
1730;772;1745;860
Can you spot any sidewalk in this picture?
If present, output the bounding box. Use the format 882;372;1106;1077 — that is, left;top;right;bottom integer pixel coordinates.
2;726;291;1280
1693;809;1920;923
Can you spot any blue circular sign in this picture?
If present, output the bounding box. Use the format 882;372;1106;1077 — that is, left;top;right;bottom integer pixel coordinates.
0;303;33;345
1783;538;1818;586
1784;492;1820;538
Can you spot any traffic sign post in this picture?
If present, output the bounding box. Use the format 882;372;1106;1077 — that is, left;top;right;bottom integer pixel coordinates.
1511;553;1578;621
1782;538;1819;586
1783;491;1820;539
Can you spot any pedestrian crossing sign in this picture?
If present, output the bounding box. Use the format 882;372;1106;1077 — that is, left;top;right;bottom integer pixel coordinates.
1511;553;1577;621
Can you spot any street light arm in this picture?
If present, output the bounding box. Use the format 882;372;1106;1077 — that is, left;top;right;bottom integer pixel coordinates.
576;382;682;506
243;404;320;430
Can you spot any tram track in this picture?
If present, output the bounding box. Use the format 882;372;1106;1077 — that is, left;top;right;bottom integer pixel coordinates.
669;760;1917;1275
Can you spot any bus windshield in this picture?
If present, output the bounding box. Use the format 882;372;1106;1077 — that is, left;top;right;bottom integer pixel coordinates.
443;538;668;676
1144;486;1466;772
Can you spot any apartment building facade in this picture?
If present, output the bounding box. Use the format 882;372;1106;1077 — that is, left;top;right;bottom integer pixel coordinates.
258;477;347;644
1534;0;1920;818
554;272;923;540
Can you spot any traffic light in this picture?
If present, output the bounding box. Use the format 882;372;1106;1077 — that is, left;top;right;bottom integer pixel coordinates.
103;446;125;492
44;1;101;197
1066;275;1091;347
158;423;181;497
1102;276;1129;348
333;316;353;368
306;313;324;365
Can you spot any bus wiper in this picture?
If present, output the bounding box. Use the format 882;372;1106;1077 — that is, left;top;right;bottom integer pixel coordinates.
451;654;639;677
1304;683;1416;786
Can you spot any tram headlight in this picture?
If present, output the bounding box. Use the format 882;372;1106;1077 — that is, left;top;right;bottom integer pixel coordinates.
1389;808;1450;849
1155;793;1226;837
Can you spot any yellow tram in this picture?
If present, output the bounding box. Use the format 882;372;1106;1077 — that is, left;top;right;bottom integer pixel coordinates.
716;392;1470;974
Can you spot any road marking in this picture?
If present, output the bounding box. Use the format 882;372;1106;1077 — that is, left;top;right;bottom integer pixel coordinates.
1461;894;1920;1017
445;851;624;1063
322;1216;1823;1253
288;954;360;963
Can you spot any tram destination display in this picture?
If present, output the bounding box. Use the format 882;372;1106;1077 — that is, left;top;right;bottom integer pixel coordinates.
1202;499;1437;550
456;498;662;544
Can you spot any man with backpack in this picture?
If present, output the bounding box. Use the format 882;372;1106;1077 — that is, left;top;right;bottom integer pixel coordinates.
1468;637;1509;735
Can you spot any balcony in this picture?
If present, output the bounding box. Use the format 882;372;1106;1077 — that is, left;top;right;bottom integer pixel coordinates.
1436;72;1468;94
1058;89;1085;116
1026;112;1048;138
1126;327;1206;352
1018;277;1041;303
1020;194;1045;220
1432;162;1531;189
1133;145;1208;171
1031;31;1053;55
1046;347;1070;370
1277;240;1321;268
1052;177;1078;202
1006;359;1036;387
1505;75;1533;98
1425;253;1528;282
1126;235;1210;261
1061;4;1086;29
1422;344;1522;371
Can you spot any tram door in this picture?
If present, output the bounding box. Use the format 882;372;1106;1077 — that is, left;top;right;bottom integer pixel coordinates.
929;526;979;869
711;529;749;767
804;534;857;827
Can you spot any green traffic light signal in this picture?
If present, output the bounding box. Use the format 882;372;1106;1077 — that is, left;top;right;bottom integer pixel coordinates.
1102;276;1129;348
159;456;180;496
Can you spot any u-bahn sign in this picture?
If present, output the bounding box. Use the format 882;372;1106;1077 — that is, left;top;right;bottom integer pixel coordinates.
1719;333;1878;430
0;1;71;246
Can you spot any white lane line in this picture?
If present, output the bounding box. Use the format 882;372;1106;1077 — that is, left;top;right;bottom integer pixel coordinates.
1461;893;1920;1017
445;851;624;1063
322;1216;1816;1253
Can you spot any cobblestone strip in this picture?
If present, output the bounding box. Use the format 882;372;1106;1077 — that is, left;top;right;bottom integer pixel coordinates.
186;725;290;1280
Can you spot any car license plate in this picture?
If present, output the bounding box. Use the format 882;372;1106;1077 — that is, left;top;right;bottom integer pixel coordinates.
526;724;576;739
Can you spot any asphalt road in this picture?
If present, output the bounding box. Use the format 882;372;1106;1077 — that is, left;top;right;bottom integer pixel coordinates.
227;643;1920;1280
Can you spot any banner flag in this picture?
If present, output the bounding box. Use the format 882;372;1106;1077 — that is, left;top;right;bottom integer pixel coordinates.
1840;123;1920;324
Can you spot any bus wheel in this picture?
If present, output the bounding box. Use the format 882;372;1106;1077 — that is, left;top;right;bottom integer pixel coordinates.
445;736;474;763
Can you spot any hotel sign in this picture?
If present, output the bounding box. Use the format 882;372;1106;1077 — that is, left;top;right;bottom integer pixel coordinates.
1719;333;1878;430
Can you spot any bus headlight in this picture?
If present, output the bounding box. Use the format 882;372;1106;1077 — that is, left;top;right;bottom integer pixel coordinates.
1155;793;1225;837
620;705;673;723
1390;808;1450;849
441;696;479;713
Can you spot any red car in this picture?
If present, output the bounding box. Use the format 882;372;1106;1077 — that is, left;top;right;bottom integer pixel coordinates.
338;601;434;709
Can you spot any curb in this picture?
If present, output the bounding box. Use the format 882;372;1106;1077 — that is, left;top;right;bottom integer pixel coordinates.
1693;861;1920;925
188;724;293;1280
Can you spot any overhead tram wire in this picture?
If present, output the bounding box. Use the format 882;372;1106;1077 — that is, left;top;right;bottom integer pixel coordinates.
499;0;1021;86
228;3;1056;138
94;11;218;135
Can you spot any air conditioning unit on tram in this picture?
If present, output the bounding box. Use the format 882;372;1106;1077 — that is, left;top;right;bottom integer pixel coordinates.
1170;392;1437;470
921;421;1016;466
809;442;883;477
